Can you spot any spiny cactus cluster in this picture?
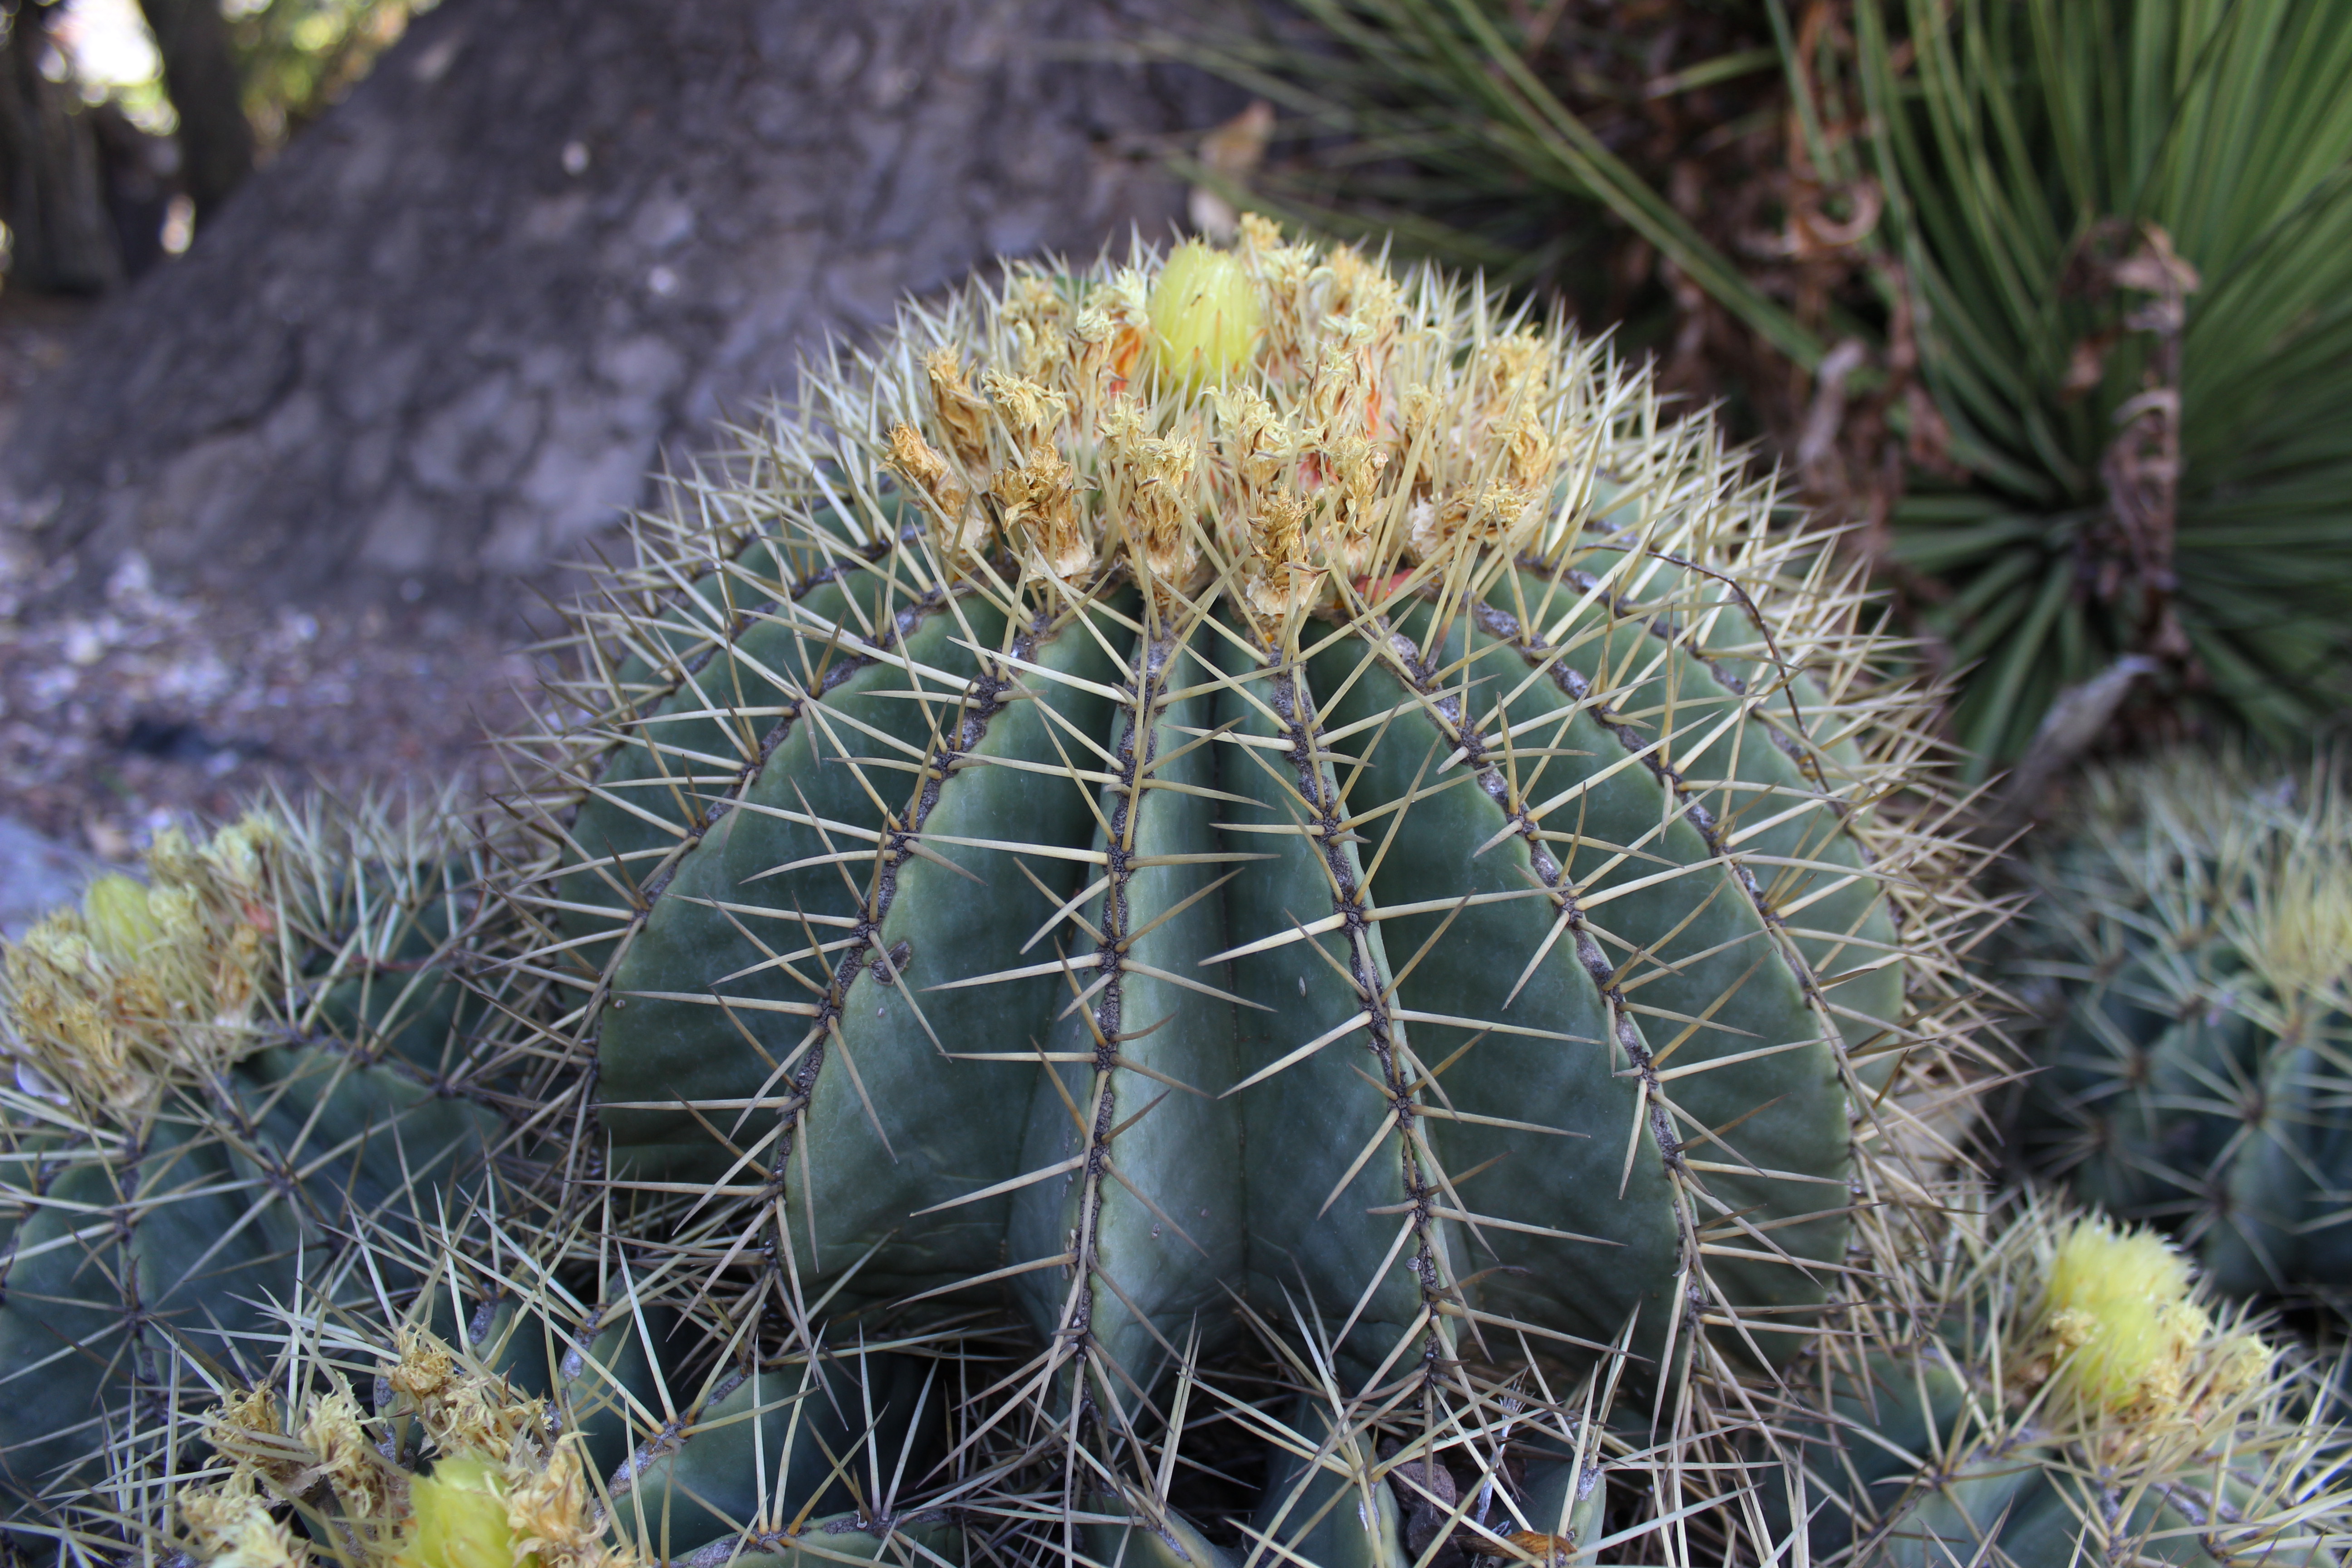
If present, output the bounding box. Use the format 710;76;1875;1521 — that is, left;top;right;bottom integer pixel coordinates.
0;798;566;1500
1761;1195;2339;1567
8;229;2352;1568
2014;750;2352;1301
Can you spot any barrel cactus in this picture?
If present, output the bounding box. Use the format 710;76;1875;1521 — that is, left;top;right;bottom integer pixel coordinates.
144;1201;969;1568
2013;750;2352;1300
1761;1195;2351;1566
0;800;551;1502
515;218;1988;1481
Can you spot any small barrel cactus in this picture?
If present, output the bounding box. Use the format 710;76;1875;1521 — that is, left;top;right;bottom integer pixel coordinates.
101;1185;970;1568
517;222;1985;1438
0;801;544;1499
172;1320;960;1568
1761;1196;2348;1566
2013;750;2352;1299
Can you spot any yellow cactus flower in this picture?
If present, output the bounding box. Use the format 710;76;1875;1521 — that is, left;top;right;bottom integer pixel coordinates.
393;1457;528;1568
83;874;162;955
2035;1215;2266;1434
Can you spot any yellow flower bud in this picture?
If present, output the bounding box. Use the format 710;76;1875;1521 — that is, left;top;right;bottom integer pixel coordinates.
1148;241;1260;391
395;1457;533;1568
83;874;161;958
2041;1218;2206;1419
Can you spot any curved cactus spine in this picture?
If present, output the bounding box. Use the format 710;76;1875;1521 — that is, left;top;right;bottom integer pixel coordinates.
500;225;1992;1460
2014;749;2352;1299
1757;1193;2352;1566
0;798;562;1501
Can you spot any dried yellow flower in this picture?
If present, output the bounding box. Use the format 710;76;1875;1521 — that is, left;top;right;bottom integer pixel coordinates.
982;369;1070;446
922;351;992;472
301;1387;407;1519
1244;491;1319;624
990;439;1088;581
1102;401;1200;588
887;422;980;559
182;1467;314;1568
1003;274;1075;382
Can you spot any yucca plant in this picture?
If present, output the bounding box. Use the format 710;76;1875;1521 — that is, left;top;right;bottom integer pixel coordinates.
1863;0;2352;770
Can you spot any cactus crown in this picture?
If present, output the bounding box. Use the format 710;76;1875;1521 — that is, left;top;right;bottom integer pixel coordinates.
3;813;282;1113
180;1320;639;1568
2033;1215;2271;1436
877;214;1632;631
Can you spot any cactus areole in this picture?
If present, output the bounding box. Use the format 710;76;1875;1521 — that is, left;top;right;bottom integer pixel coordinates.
543;226;1942;1401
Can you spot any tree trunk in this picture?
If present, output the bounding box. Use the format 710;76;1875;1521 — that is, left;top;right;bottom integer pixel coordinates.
0;4;123;294
135;0;252;221
0;0;1236;624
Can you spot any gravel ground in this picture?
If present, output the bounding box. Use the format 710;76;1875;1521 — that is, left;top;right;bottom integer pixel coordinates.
0;545;539;857
0;292;545;896
0;813;107;939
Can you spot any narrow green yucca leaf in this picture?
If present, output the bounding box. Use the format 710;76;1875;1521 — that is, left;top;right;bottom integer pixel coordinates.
1864;0;2352;767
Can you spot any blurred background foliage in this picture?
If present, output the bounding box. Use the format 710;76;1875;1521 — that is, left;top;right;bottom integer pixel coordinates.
1863;0;2352;773
1179;0;2352;782
222;0;425;151
0;0;424;292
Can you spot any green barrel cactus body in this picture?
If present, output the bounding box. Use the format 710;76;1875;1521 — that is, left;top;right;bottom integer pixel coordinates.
532;230;1953;1421
0;810;527;1499
1764;1201;2334;1568
2014;751;2352;1298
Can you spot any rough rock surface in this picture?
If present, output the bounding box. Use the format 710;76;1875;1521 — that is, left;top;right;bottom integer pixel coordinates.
1;0;1236;620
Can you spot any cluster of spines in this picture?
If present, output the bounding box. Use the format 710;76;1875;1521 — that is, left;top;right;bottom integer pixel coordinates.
0;790;576;1515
